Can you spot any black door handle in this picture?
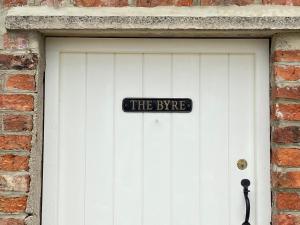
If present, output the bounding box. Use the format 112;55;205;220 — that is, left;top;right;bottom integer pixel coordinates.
241;179;251;225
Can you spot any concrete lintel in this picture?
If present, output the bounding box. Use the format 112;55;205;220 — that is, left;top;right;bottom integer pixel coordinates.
5;6;300;36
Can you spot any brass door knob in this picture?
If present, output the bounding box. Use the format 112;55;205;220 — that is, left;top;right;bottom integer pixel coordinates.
237;159;248;170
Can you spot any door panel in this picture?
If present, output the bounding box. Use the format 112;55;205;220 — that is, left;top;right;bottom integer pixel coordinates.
172;54;200;225
44;38;270;225
199;54;230;225
114;54;143;225
229;55;255;225
59;53;86;225
85;53;115;225
143;54;172;225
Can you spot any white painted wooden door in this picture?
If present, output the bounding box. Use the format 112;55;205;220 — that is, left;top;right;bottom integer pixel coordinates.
44;38;270;225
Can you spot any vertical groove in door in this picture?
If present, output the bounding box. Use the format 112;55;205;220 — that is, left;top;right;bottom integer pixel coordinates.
227;54;231;225
112;53;116;225
57;52;62;225
141;53;145;225
170;53;174;225
83;53;88;225
252;54;257;225
198;53;201;225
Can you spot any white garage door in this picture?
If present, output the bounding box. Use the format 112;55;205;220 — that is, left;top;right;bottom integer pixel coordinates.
43;38;270;225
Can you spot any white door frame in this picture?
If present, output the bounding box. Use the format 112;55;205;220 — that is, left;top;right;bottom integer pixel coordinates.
44;38;270;225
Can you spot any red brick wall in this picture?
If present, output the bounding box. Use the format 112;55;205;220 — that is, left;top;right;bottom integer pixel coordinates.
272;41;300;225
0;20;38;224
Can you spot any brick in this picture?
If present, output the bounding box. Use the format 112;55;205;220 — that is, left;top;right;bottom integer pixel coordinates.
274;86;300;99
274;65;300;81
136;0;173;6
274;104;300;121
0;155;29;172
0;135;32;151
276;192;300;210
0;218;24;225
0;54;38;70
273;126;300;144
0;175;30;192
273;214;300;225
263;0;300;5
0;196;27;213
174;0;193;5
6;75;35;91
0;94;34;111
0;55;13;70
274;50;300;62
201;0;253;5
40;0;55;5
273;172;300;188
3;0;27;6
3;34;28;49
75;0;127;6
3;115;33;132
273;148;300;167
